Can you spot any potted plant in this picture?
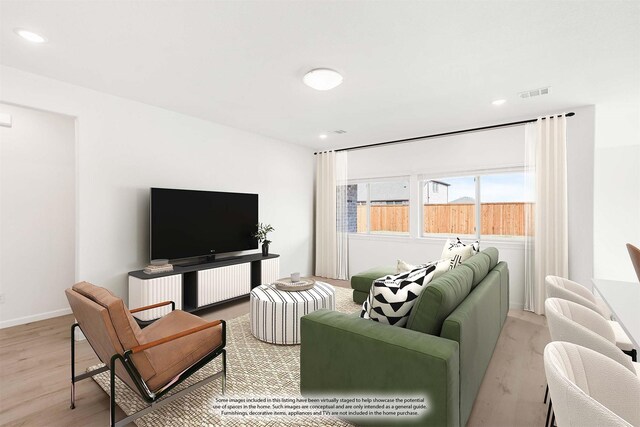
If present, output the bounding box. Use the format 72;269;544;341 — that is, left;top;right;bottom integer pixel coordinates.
254;223;275;256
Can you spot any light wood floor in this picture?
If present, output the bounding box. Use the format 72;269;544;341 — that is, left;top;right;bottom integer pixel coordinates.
0;278;550;427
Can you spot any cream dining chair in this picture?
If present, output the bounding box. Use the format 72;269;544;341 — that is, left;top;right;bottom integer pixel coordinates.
545;298;638;373
545;275;636;361
544;298;639;427
544;341;640;427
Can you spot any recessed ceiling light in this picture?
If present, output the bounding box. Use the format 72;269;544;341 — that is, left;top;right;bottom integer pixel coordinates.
492;99;506;106
303;68;343;91
319;134;328;140
14;28;47;43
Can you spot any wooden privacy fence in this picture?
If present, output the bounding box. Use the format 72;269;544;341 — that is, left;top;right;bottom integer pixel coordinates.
424;204;475;235
358;204;410;233
357;202;534;236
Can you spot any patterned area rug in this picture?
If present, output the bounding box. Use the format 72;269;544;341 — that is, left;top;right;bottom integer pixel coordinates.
92;285;360;426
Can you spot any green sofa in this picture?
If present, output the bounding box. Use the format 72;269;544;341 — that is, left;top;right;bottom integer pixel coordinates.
300;248;509;426
351;265;395;304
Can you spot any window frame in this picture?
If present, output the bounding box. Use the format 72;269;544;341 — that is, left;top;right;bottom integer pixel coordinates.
420;175;478;239
349;176;411;237
419;166;529;241
478;169;534;241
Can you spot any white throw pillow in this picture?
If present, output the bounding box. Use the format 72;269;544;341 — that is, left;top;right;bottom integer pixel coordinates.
432;255;464;279
441;238;475;263
446;237;480;254
432;258;450;279
396;259;417;274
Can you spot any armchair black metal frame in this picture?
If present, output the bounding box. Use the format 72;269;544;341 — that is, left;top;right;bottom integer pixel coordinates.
70;301;227;427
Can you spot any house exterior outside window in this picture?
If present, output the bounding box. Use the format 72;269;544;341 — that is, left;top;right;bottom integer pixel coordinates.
424;180;450;205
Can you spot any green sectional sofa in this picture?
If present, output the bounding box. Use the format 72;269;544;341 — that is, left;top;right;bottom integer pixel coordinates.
351;265;395;304
300;248;509;427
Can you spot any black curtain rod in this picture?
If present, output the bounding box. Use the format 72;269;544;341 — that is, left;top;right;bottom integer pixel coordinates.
314;112;575;155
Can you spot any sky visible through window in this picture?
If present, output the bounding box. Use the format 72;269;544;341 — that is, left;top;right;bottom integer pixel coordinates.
482;173;534;202
437;177;474;203
435;173;533;203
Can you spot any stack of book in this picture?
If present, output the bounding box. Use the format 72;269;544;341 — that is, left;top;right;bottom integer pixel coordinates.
143;263;174;275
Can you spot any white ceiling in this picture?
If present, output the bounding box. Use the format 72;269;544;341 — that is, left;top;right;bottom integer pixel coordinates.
1;1;638;149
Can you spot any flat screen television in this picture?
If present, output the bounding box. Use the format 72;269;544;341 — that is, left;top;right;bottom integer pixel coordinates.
150;188;258;261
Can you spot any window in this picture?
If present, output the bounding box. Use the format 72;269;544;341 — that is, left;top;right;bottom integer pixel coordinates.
349;179;410;235
421;170;531;238
349;170;530;239
422;177;476;236
354;183;367;233
480;172;533;237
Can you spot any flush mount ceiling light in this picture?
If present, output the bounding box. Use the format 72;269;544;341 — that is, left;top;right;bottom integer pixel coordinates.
492;99;506;106
14;28;47;43
303;68;343;91
319;134;328;139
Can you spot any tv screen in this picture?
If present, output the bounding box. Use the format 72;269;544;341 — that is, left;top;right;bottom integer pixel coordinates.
150;188;258;261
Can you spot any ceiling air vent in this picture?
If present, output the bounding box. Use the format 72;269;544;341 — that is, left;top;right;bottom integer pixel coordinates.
519;86;551;99
332;130;347;134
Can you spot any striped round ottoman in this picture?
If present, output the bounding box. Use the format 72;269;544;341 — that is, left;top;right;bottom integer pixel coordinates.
249;281;336;345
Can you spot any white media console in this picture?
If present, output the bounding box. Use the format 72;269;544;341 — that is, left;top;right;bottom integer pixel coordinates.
128;253;280;321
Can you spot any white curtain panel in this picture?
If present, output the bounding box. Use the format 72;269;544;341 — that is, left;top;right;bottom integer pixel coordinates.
315;151;349;279
524;116;569;314
335;151;349;280
524;123;537;312
315;151;337;278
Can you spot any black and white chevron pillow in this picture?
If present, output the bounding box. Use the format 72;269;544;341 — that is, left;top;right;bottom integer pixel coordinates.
360;263;436;327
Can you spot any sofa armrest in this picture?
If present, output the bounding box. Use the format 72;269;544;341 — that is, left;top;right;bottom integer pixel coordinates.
300;310;460;427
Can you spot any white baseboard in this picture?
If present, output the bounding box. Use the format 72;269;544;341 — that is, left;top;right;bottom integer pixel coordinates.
0;307;72;329
509;302;524;310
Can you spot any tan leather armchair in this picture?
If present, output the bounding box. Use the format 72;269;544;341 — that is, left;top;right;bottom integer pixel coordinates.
66;281;226;427
628;243;640;283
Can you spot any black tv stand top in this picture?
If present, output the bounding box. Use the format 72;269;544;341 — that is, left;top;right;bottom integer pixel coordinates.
128;253;279;279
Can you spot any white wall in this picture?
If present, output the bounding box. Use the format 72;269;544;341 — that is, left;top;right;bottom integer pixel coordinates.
566;106;596;288
0;103;76;327
347;111;596;309
593;102;640;282
348;126;526;180
0;65;315;327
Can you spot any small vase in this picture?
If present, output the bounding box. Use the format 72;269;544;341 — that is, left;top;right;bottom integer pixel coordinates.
262;242;270;256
